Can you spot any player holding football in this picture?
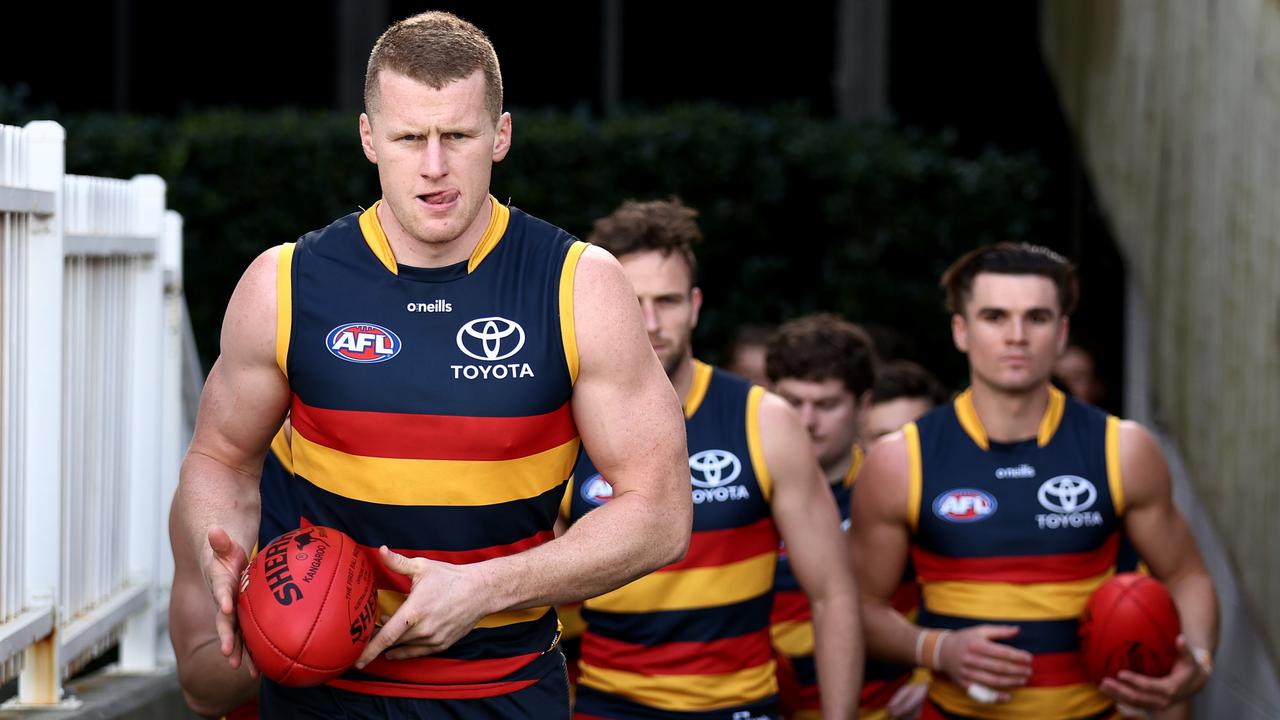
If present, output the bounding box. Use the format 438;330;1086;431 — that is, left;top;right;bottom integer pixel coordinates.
850;243;1218;719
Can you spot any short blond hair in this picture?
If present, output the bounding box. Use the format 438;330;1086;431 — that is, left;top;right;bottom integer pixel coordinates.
364;11;503;120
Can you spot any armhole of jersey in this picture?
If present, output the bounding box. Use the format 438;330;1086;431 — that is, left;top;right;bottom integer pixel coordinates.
275;242;296;378
1106;415;1125;516
746;386;772;504
904;422;923;533
269;426;294;475
559;241;589;385
559;475;575;521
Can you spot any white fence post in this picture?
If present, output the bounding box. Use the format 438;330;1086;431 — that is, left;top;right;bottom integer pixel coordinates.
16;122;67;704
119;175;166;671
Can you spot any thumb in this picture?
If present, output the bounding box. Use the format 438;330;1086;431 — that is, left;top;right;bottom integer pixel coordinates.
208;526;234;558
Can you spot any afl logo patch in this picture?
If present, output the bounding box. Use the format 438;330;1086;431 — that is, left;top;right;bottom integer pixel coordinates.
456;317;525;361
933;489;998;523
326;323;401;363
580;474;613;506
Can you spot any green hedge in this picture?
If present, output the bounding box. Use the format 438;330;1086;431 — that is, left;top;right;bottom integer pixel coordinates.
5;98;1047;385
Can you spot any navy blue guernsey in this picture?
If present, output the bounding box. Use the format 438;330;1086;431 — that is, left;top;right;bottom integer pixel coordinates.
908;386;1124;718
564;361;781;718
275;198;587;699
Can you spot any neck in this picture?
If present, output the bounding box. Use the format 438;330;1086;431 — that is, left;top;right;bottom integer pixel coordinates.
376;196;493;268
824;447;856;486
670;354;697;411
968;380;1051;443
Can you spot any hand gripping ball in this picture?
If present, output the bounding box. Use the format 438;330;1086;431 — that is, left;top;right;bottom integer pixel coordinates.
237;526;379;686
1078;572;1180;684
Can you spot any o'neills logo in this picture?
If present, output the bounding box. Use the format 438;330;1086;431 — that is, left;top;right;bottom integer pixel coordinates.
451;316;535;380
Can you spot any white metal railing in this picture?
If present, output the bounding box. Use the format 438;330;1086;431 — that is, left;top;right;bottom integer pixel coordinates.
0;121;187;706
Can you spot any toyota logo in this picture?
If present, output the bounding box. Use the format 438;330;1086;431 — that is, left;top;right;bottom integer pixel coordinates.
456;317;526;361
1037;475;1097;513
689;449;742;488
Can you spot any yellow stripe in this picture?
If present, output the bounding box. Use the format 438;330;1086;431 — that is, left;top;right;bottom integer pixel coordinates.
844;443;864;489
557;604;586;640
376;589;548;628
931;678;1112;719
357;202;398;275
292;432;578;507
746;386;773;504
466;197;510;273
586;552;776;613
923;570;1114;621
559;477;574;520
269;426;294;474
684;360;714;417
953;389;989;450
858;709;889;720
275;242;296;376
905;422;923;533
770;619;814;656
1037;385;1067;446
580;659;777;712
559;241;588;384
1106;415;1125;516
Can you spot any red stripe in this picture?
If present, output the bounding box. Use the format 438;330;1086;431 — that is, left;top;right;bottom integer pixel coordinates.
291;395;577;461
1026;651;1089;687
663;517;778;572
360;651;542;685
889;579;920;614
770;589;811;624
581;630;773;676
327;676;537;700
299;518;553;592
863;673;912;709
912;532;1120;583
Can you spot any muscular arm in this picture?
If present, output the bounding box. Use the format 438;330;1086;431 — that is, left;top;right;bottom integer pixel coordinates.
168;499;256;717
1101;421;1218;708
357;247;691;665
764;393;861;719
173;247;292;665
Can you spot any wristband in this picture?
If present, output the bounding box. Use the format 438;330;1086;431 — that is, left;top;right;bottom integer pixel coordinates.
1190;646;1214;676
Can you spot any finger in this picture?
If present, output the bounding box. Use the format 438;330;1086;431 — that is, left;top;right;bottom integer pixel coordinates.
208;527;235;558
384;643;444;661
962;667;1025;691
973;640;1034;666
967;653;1033;679
1099;677;1169;710
245;652;259;680
1116;668;1177;694
977;624;1023;641
356;611;414;669
215;605;238;658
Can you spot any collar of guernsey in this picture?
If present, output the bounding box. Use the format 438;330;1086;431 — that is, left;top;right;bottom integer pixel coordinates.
358;196;510;276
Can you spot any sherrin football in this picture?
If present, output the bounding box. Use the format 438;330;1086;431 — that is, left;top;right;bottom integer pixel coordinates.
236;526;379;686
1078;572;1180;684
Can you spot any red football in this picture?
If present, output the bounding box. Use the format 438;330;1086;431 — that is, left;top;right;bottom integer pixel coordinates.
1079;572;1180;684
237;526;378;687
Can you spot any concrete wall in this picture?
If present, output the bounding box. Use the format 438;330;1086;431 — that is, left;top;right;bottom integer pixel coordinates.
1043;0;1280;712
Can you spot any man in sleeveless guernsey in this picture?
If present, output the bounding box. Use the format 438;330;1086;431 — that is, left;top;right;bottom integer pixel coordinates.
170;427;295;719
172;12;692;719
850;243;1219;719
562;198;862;720
862;361;949;445
764;316;920;720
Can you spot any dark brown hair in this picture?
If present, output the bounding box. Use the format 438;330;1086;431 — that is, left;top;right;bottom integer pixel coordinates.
587;198;701;280
765;313;876;396
940;242;1078;316
871;360;949;407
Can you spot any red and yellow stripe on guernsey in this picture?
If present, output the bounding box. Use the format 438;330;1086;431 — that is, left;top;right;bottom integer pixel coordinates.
579;516;780;711
914;534;1122;717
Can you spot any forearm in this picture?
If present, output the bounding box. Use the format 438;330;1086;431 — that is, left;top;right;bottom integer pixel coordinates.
176;451;261;565
475;491;687;613
1168;569;1219;654
812;589;864;719
176;640;257;717
863;596;925;668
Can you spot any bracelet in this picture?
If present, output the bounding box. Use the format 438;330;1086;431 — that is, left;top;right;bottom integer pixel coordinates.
933;630;951;672
1190;646;1214;676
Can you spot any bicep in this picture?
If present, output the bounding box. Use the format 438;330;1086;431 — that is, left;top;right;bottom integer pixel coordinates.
760;395;850;597
569;249;685;497
849;438;912;601
1118;422;1206;582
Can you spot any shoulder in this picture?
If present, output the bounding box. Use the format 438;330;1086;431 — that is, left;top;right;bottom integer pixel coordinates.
1117;419;1172;505
852;431;912;521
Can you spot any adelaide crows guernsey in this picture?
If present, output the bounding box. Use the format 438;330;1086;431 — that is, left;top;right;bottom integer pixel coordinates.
276;198;586;699
564;361;780;719
909;387;1124;719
